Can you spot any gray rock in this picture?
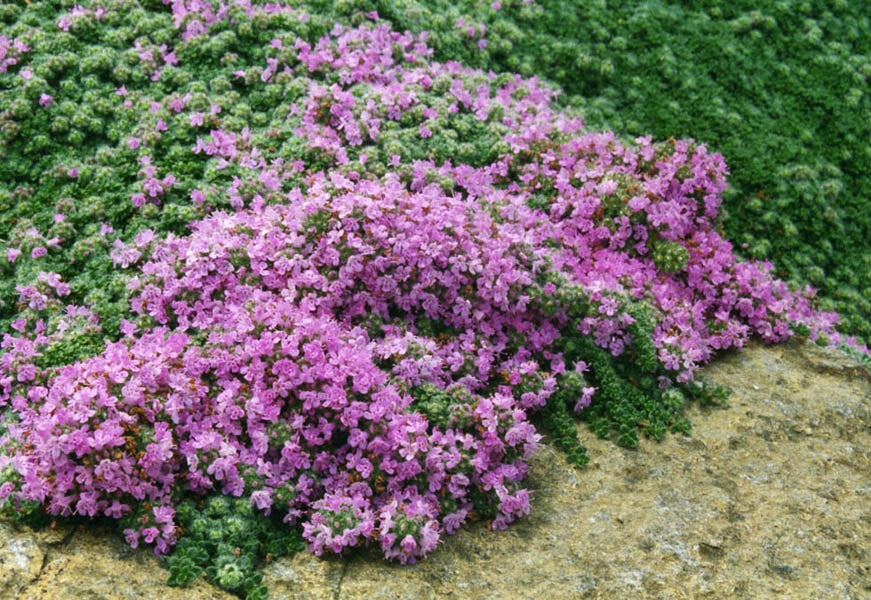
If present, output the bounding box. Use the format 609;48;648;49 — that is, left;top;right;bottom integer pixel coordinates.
0;523;43;598
12;526;236;600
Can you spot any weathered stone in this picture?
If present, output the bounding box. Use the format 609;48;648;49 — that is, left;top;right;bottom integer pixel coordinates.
259;551;345;600
16;527;236;600
5;340;871;599
0;523;44;599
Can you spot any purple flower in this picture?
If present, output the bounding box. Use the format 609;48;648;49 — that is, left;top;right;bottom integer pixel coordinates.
250;489;273;512
123;529;140;548
142;527;160;544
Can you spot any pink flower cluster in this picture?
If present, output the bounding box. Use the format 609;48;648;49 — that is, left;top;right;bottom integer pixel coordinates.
57;4;106;32
0;35;29;74
0;13;858;566
132;156;176;207
5;224;62;265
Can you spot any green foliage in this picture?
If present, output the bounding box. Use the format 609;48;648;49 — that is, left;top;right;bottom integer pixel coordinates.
541;372;590;468
535;282;725;464
681;379;731;408
573;335;688;449
409;382;476;431
166;495;304;600
34;330;106;369
650;238;690;275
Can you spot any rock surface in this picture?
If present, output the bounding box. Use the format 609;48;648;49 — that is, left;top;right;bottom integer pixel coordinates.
3;340;870;599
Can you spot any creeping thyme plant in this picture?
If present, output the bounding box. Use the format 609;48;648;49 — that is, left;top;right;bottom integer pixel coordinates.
360;0;871;343
0;0;866;598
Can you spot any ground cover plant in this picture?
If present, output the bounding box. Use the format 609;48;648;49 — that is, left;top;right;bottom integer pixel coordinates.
0;1;865;599
356;0;871;343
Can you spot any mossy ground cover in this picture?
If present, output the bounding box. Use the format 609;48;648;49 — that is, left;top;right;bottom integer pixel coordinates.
0;1;867;599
